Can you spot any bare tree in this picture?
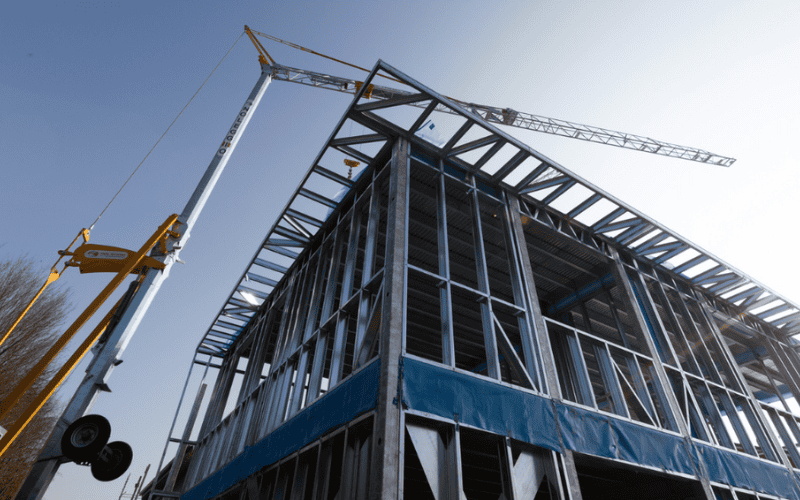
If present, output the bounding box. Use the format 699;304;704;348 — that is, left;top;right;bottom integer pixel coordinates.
0;256;71;500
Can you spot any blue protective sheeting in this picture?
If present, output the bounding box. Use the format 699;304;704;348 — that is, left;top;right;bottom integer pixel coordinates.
402;356;800;498
181;359;381;500
609;416;694;475
554;401;695;475
401;356;561;452
555;403;616;460
182;356;800;500
695;443;799;499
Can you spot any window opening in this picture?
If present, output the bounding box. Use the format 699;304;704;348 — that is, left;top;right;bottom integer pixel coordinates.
459;428;508;500
406;269;445;363
408;161;441;275
478;194;516;304
445;177;480;290
451;286;489;375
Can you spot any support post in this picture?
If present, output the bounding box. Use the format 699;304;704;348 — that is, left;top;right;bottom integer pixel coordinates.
507;195;584;500
369;137;409;500
14;64;273;500
607;248;715;500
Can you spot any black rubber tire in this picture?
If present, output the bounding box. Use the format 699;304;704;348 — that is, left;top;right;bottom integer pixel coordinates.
60;414;111;463
90;441;133;482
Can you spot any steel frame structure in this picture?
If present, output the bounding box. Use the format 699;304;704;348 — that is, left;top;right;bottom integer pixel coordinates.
145;61;800;500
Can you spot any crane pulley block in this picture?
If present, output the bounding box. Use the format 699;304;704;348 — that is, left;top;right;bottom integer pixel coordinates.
66;244;166;274
354;81;374;99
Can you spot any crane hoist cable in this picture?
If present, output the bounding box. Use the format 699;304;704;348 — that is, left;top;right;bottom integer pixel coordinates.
245;27;735;167
0;28;249;458
245;26;405;86
0;32;248;348
246;27;509;110
89;31;245;232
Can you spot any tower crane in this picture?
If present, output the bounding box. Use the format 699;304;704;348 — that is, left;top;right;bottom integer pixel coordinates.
14;26;734;500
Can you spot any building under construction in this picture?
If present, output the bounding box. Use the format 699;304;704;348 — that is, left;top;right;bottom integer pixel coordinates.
143;60;800;500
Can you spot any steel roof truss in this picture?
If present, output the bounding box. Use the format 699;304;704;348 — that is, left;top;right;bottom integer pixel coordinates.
725;286;763;307
313;164;354;187
282;215;312;239
236;285;270;300
354;92;430;112
228;298;257;310
215;320;245;331
409;100;441;136
618;224;656;247
590;207;627;232
492;150;529;183
708;277;747;295
757;302;793;320
447;135;501;158
208;330;236;341
471;139;507;171
441;120;474;153
264;243;300;259
196;59;798;370
246;272;278;288
541;179;577;206
273;225;310;244
519;174;574;195
672;254;709;275
285;208;322;228
330;133;386;147
336;145;375;165
253;258;288;274
298;188;337;210
744;294;778;314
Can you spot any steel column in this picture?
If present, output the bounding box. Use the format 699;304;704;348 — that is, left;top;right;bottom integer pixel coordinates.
369;137;409;500
608;249;715;500
507;194;584;500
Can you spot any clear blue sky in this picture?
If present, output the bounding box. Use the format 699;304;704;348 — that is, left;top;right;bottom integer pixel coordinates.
2;1;799;498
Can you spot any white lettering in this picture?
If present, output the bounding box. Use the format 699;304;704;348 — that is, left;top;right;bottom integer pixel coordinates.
216;99;254;157
86;250;129;260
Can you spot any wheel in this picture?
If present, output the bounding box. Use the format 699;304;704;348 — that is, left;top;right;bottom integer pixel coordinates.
61;414;111;463
90;441;133;482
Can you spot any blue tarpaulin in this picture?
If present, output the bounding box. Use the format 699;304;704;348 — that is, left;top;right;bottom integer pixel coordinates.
695;443;799;499
401;356;560;452
180;356;800;499
181;359;381;500
402;356;800;499
555;403;695;475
